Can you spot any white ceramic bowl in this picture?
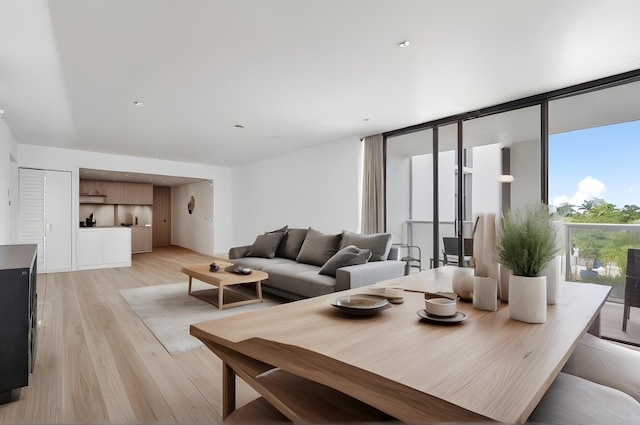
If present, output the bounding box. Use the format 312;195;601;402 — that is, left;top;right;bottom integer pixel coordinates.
425;297;457;317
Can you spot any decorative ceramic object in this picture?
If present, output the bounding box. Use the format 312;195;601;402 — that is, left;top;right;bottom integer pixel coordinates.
425;297;457;317
473;213;486;276
499;263;512;302
540;255;562;304
473;276;498;311
481;213;499;281
452;267;475;301
509;275;547;323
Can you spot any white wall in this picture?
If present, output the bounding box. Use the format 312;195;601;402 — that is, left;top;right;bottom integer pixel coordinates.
471;144;501;217
231;137;362;246
511;139;541;211
0;120;18;244
386;151;411;244
171;180;215;255
11;137;365;260
15;144;235;263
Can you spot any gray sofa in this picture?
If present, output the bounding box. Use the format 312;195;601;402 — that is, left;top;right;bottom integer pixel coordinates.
228;226;404;300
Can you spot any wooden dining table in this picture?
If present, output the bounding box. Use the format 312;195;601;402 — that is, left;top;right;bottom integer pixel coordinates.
190;266;610;423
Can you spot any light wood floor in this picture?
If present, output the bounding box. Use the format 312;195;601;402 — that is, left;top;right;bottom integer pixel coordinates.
0;246;260;424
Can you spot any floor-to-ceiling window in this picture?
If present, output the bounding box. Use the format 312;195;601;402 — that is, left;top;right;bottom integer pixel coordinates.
384;69;640;344
548;80;640;344
549;81;640;291
386;129;433;269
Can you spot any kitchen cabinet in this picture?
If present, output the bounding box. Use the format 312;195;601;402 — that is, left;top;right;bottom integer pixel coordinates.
121;182;153;205
77;227;131;270
79;180;153;205
131;226;152;253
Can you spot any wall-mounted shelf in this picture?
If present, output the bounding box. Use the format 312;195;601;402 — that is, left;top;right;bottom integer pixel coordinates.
79;180;153;205
79;194;107;204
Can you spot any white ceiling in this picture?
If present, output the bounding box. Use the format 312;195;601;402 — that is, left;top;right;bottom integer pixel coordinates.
2;0;640;170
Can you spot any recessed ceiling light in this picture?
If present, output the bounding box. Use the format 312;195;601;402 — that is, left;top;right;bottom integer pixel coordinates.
397;40;410;48
133;101;145;107
234;124;245;129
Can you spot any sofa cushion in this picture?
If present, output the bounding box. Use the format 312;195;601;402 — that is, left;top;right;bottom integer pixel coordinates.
262;263;336;298
276;228;308;260
231;256;294;271
339;231;392;261
296;228;342;267
246;231;286;259
267;225;288;234
562;333;640;403
319;245;372;277
528;372;640;425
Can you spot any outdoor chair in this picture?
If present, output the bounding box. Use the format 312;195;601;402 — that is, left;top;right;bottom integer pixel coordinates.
442;237;473;267
622;248;640;331
394;244;422;275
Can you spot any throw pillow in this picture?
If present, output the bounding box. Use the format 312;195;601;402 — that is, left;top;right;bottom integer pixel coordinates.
319;245;372;277
296;227;342;267
339;231;392;261
267;225;288;234
276;228;308;260
246;231;286;259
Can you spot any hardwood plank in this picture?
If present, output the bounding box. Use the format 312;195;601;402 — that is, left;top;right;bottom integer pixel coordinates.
139;349;220;423
71;273;139;422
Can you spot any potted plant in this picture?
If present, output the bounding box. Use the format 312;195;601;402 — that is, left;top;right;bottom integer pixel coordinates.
496;203;559;323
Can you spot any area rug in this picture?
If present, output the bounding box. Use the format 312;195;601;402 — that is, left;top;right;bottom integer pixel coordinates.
119;281;282;355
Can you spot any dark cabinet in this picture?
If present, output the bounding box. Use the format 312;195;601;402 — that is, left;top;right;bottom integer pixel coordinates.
0;244;37;404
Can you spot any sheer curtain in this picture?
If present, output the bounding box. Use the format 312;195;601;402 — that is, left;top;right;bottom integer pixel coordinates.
361;134;385;234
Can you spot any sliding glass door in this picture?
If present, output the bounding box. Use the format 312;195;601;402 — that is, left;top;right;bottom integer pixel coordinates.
386;129;433;270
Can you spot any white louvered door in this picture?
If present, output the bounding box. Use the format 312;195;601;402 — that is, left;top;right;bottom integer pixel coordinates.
18;168;72;273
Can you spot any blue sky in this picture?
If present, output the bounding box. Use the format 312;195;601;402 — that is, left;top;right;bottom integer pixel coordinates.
549;120;640;209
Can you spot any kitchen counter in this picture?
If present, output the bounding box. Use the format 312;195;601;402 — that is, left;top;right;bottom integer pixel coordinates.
77;226;131;270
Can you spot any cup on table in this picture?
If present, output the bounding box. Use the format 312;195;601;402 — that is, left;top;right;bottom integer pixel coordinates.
425;297;457;317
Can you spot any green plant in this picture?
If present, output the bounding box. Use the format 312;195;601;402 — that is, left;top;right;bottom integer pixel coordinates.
496;203;559;277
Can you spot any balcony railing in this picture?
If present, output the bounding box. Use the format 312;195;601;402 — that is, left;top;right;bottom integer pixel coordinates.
404;220;640;304
561;222;640;303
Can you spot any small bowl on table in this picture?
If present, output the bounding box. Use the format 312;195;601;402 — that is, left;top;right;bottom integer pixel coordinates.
425;297;457;317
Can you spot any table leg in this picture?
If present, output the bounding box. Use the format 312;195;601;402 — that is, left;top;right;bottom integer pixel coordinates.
188;276;193;295
256;280;263;301
222;362;236;419
218;284;224;309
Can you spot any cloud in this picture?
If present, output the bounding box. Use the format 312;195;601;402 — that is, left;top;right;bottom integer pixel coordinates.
552;176;606;207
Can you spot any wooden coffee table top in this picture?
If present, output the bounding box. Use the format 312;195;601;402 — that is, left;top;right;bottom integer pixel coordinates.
181;263;268;286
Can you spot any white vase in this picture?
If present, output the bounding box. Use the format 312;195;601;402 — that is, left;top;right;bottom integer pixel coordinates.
452;267;474;301
473;276;498;311
539;255;562;305
508;275;547;323
481;214;499;281
499;264;511;302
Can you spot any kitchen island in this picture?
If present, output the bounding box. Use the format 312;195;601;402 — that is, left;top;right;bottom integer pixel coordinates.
77;226;131;270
